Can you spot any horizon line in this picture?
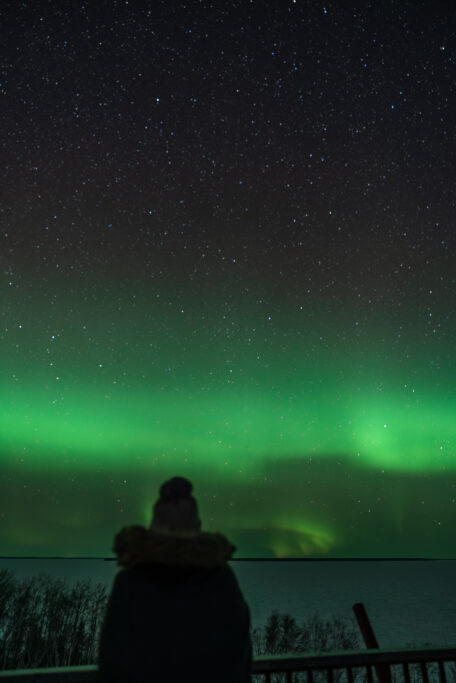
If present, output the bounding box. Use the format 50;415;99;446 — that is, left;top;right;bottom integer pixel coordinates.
0;556;451;561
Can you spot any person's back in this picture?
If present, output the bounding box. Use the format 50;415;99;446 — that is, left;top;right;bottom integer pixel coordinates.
97;476;252;682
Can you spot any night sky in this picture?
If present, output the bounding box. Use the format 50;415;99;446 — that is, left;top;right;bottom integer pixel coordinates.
1;1;455;558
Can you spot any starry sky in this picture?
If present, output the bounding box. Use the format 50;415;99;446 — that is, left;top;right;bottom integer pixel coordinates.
1;1;455;558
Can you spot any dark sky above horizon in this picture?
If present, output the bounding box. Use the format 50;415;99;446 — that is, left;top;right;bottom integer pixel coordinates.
1;0;455;558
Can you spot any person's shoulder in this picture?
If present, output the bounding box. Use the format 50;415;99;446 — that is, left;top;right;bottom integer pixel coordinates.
208;562;246;597
215;562;238;582
114;560;237;588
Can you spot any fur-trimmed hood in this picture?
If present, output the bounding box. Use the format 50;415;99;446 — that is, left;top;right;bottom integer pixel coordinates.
99;527;252;682
113;525;237;569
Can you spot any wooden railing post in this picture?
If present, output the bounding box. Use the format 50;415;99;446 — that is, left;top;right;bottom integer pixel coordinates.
353;603;392;683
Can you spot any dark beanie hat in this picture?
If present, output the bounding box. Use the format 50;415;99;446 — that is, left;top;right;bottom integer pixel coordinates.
150;476;201;534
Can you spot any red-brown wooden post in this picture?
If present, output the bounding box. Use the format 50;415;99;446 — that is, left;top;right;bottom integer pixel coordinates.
353;603;392;683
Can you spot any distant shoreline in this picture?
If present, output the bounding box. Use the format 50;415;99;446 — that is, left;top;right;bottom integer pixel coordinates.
0;556;451;561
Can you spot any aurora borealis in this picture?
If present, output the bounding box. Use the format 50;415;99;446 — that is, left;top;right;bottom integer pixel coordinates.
1;2;455;558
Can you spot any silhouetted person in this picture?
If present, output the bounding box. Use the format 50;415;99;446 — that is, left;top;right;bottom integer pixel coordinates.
98;475;253;682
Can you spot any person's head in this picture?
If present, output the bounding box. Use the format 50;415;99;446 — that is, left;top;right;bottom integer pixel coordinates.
150;475;202;537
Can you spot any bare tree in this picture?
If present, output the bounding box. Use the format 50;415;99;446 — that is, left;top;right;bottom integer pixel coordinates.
0;569;18;668
3;576;35;668
0;571;110;670
252;609;362;683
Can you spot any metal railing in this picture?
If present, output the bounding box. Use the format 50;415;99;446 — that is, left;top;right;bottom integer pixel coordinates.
0;647;456;682
252;647;456;682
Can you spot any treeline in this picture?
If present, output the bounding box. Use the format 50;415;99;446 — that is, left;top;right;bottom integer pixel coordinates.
251;610;362;683
252;609;361;657
0;568;108;670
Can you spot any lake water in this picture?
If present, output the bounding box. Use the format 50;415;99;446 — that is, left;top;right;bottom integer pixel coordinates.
1;559;455;649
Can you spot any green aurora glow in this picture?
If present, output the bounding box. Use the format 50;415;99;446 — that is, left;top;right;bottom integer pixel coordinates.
1;277;454;558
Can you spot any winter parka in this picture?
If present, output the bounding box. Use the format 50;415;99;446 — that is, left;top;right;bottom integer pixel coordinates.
98;525;253;682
